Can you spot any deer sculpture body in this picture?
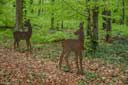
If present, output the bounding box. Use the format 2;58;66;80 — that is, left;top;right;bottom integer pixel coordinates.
59;22;84;74
13;19;32;51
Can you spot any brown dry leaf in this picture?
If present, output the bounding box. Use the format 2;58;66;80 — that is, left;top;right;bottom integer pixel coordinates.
0;46;127;85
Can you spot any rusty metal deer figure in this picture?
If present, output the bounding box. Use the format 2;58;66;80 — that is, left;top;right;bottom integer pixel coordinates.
13;19;32;51
59;22;84;74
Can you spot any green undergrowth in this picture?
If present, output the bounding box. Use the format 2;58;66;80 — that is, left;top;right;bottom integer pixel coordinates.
31;29;76;44
0;28;77;47
0;24;128;68
87;39;128;69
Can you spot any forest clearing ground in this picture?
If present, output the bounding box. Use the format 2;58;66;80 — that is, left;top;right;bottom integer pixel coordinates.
0;45;127;85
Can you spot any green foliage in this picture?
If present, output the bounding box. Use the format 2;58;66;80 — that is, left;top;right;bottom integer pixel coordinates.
0;29;12;40
85;71;98;81
78;71;98;85
62;65;71;72
87;39;128;66
0;0;15;26
32;30;76;44
0;0;126;28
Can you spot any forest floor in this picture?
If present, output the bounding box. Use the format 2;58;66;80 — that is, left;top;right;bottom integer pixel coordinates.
0;44;128;85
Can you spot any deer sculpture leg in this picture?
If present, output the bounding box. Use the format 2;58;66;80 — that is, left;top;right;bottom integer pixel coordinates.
26;40;29;50
59;50;66;69
64;51;71;70
14;39;17;49
16;40;20;49
26;39;31;51
75;51;80;74
59;50;71;70
29;41;32;50
79;51;83;74
14;39;19;49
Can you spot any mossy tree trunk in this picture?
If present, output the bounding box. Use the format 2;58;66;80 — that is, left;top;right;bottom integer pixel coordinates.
86;0;99;53
91;6;99;52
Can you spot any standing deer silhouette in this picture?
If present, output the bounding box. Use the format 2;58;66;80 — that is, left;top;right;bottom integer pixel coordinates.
59;22;84;74
13;19;32;51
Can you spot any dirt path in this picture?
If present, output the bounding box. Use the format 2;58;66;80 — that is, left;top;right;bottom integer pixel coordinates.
0;47;127;85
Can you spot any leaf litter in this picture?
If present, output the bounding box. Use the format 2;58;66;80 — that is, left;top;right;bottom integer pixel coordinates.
0;46;127;85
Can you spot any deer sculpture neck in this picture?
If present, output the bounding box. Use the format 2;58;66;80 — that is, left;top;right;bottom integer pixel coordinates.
75;22;84;43
24;19;32;35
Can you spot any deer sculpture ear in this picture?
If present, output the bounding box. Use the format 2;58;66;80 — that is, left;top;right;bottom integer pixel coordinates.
79;21;84;29
81;21;84;25
24;19;31;26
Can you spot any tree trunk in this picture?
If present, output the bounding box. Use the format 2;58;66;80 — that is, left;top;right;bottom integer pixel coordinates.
51;13;54;29
86;0;99;53
15;0;24;31
121;0;125;24
41;0;44;15
61;20;64;29
61;0;64;30
23;0;27;19
91;6;99;52
50;0;55;29
102;9;107;30
105;10;112;42
38;0;41;16
86;0;91;37
92;7;98;40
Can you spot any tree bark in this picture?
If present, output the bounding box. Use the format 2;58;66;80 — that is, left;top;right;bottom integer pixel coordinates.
92;7;99;41
15;0;24;31
91;6;99;52
61;20;64;29
105;10;112;42
50;0;55;29
86;0;99;52
102;9;107;30
86;0;91;37
121;0;125;24
38;0;41;16
51;13;54;29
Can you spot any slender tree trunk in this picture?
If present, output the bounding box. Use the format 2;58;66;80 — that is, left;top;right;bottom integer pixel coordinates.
86;0;99;53
91;6;99;53
61;20;64;29
38;0;41;16
93;7;98;39
41;0;44;15
121;0;125;24
102;9;107;30
92;7;99;41
23;0;27;19
61;0;64;30
86;0;91;37
51;13;54;29
50;0;55;29
15;0;23;31
105;10;112;42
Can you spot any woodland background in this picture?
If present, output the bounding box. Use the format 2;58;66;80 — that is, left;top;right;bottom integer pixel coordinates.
0;0;128;84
